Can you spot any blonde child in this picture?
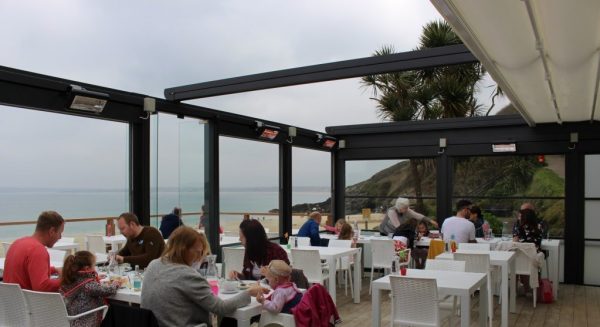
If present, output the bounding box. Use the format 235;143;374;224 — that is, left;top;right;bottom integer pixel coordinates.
60;251;122;327
256;260;302;314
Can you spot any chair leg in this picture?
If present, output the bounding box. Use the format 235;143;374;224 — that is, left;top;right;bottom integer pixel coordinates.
348;267;354;298
488;276;493;326
369;266;374;295
533;287;537;308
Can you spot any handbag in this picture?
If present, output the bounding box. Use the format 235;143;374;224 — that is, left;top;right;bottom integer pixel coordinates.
537;255;553;303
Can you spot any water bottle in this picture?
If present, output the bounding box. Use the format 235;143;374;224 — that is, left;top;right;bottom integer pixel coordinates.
133;265;142;291
206;255;218;279
108;250;119;276
502;221;510;241
353;220;360;241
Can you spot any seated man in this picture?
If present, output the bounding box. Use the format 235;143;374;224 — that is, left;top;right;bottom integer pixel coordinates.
297;211;326;246
441;199;476;244
116;212;165;269
159;207;183;239
4;211;65;291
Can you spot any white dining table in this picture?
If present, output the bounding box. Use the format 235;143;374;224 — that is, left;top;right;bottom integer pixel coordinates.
110;286;265;327
488;239;560;299
52;240;80;253
103;235;127;251
284;245;361;304
436;250;516;327
371;270;488;327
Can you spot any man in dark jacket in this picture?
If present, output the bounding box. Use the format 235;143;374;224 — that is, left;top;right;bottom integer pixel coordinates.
159;207;183;239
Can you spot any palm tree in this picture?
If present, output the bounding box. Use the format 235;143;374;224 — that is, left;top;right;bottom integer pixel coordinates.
361;20;496;213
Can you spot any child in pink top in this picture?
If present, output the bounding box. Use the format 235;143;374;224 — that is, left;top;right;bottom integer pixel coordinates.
256;260;302;314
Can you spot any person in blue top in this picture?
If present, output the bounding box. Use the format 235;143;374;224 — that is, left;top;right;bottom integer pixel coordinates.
297;211;326;246
160;207;184;239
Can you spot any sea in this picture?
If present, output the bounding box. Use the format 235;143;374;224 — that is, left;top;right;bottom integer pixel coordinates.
0;188;330;241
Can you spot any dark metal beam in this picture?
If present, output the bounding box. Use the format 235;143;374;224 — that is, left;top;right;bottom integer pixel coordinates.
164;44;477;101
204;120;221;259
279;144;292;242
564;151;584;284
130;120;150;225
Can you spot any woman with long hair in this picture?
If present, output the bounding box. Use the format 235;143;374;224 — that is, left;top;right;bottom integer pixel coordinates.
142;226;266;326
228;219;289;280
514;208;542;250
60;251;121;327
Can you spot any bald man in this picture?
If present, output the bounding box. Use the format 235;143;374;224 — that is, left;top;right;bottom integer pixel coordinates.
297;212;326;246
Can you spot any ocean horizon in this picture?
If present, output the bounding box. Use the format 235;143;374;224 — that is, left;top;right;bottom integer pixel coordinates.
0;187;330;241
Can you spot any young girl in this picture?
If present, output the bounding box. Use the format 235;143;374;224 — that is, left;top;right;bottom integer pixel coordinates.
60;251;121;327
337;222;356;247
256;260;303;314
324;218;346;235
417;221;430;238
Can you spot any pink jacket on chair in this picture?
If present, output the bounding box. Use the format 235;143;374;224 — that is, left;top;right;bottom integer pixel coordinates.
292;284;341;327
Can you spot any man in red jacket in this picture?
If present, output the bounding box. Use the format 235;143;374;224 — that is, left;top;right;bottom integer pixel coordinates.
4;210;65;292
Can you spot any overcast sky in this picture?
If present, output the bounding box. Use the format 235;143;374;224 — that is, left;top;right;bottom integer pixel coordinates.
0;0;508;189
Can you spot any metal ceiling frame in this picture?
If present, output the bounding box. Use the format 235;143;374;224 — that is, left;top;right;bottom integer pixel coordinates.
164;44;477;101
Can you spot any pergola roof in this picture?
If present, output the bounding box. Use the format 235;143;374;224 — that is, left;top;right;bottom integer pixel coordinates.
431;0;600;126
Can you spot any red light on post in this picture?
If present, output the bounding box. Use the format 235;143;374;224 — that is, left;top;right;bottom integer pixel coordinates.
537;155;545;163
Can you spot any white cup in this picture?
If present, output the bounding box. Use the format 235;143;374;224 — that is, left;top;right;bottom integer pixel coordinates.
220;279;238;292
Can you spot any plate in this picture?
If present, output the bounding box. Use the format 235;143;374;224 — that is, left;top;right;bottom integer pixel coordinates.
220;289;239;294
238;284;250;290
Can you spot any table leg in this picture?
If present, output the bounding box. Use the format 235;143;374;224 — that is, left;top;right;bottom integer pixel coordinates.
236;318;250;327
460;293;471;327
509;260;516;313
479;277;489;327
353;249;361;303
549;246;559;298
371;287;381;327
501;263;508;327
328;257;337;304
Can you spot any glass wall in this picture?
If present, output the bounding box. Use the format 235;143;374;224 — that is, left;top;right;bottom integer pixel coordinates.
584;154;600;285
291;147;331;232
150;113;205;230
219;137;279;238
452;155;565;237
345;159;437;230
0;106;129;246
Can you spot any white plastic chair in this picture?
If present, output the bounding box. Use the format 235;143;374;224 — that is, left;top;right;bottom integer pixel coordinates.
458;243;491;251
327;239;354;296
85;235;107;254
258;310;296;327
2;242;11;257
297;237;311;247
222;247;245;278
369;239;395;294
290;249;328;286
47;249;67;263
22;289;108;327
425;259;466;324
0;283;31;327
454;253;494;325
60;237;75;243
389;276;452;327
513;242;539;308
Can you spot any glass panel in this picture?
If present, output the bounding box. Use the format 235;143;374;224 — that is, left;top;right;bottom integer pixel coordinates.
584;241;600;285
150;113;205;231
585;155;600;197
345;159;437;230
0;106;128;244
585;200;600;239
219;137;279;240
291;148;331;232
452;155;565;237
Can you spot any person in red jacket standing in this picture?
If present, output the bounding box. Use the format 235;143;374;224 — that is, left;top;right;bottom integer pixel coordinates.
4;210;65;292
